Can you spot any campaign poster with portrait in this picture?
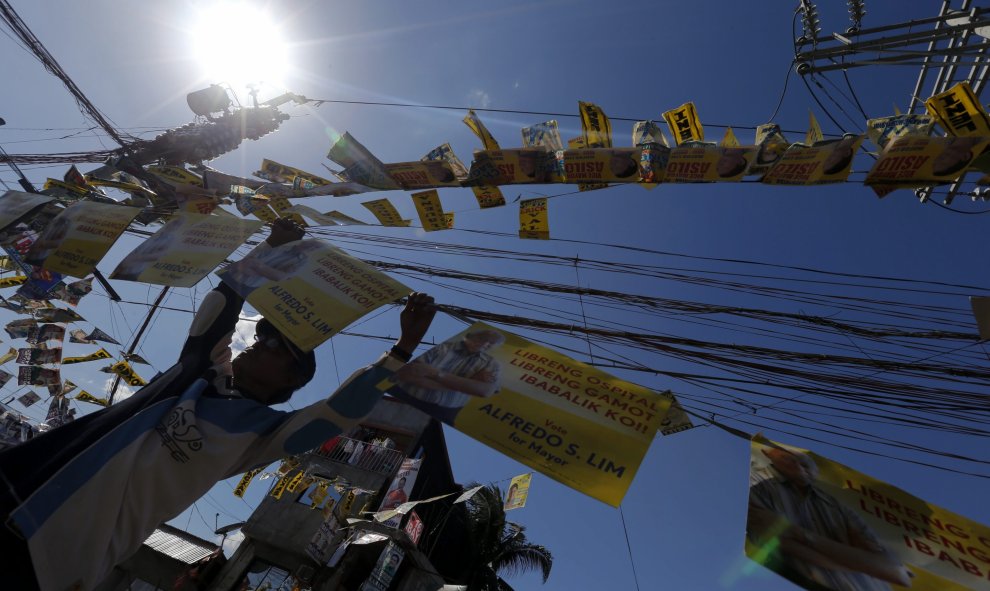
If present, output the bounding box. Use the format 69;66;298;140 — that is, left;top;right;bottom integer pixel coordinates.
558;148;645;184
110;213;263;287
0;191;54;233
24;202;140;278
664;143;758;182
761;135;865;186
217;240;409;352
384;161;461;190
378;457;421;528
503;473;532;511
865;136;990;190
466;149;557;185
747;435;990;591
385;322;690;506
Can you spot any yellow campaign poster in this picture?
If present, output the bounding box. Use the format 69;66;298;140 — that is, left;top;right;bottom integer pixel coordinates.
463;109;501;150
578;101;613;148
503;473;532;511
747;435;990;591
62;348;112;365
233;467;263;498
663;102;704;145
384;161;461;189
0;191;54;233
75;390;109;407
218;239;409;352
386;323;681;506
286;205;368;227
146;165;203;188
925;81;990;137
258;159;334;185
762;135;865;186
25;202;140;278
865;136;990;190
559;148;644;184
665;143;757;183
110;213;263;287
471;185;507;209
466;149;557;185
410;190;450;232
0;275;27;288
362;199;411;227
565;137;609;192
110;360;146;387
519;198;549;240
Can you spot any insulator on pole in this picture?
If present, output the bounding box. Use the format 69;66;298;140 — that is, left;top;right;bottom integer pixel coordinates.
800;1;822;44
847;0;866;33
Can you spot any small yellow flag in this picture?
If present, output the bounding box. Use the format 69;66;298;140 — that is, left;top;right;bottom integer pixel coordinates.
806;111;824;145
519;198;550;240
75;390;109;407
720;127;741;148
411;190;451;232
463;110;501;151
110;360;147;387
362;199;411;227
578;101;613;148
662;102;704;145
471;186;506;209
925;81;990;136
234;467;263;498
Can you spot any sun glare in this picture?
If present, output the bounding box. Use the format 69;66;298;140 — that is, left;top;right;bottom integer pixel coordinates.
190;2;289;95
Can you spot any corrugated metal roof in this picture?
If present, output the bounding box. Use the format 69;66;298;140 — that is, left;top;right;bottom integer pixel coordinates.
142;527;217;564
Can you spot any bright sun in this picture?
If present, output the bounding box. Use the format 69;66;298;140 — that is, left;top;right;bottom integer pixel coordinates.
190;2;289;95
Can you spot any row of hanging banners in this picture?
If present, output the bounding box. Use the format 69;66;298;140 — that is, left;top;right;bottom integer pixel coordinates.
0;84;987;589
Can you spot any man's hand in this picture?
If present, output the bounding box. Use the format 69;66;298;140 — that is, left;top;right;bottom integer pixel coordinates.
266;217;305;247
395;292;436;357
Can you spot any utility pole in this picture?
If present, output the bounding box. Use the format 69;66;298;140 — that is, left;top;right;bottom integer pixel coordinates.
793;1;990;205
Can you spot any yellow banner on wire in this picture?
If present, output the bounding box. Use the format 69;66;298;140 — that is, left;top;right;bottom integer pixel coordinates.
865;136;990;194
578;101;613;149
147;165;203;188
665;144;757;183
805;111;824;145
75;390;109;407
663;102;704;145
925;81;990;137
747;435;990;591
463;109;501;150
362;199;411;227
217;240;409;352
411;190;452;232
234;467;263;498
0;275;27;288
762;135;864;185
62;348;112;365
267;197;308;227
385;323;689;506
24;202;140;278
110;213;263;288
258;159;334;185
519;198;549;240
471;186;507;209
110;360;146;387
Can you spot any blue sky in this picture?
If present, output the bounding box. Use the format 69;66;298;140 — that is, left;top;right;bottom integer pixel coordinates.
2;1;988;589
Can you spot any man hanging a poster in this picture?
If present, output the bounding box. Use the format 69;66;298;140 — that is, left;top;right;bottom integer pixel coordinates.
0;218;439;591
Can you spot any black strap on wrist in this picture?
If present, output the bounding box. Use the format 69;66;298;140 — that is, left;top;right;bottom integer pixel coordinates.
389;345;412;362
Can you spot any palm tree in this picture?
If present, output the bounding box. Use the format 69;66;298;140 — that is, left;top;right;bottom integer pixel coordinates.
460;483;553;591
